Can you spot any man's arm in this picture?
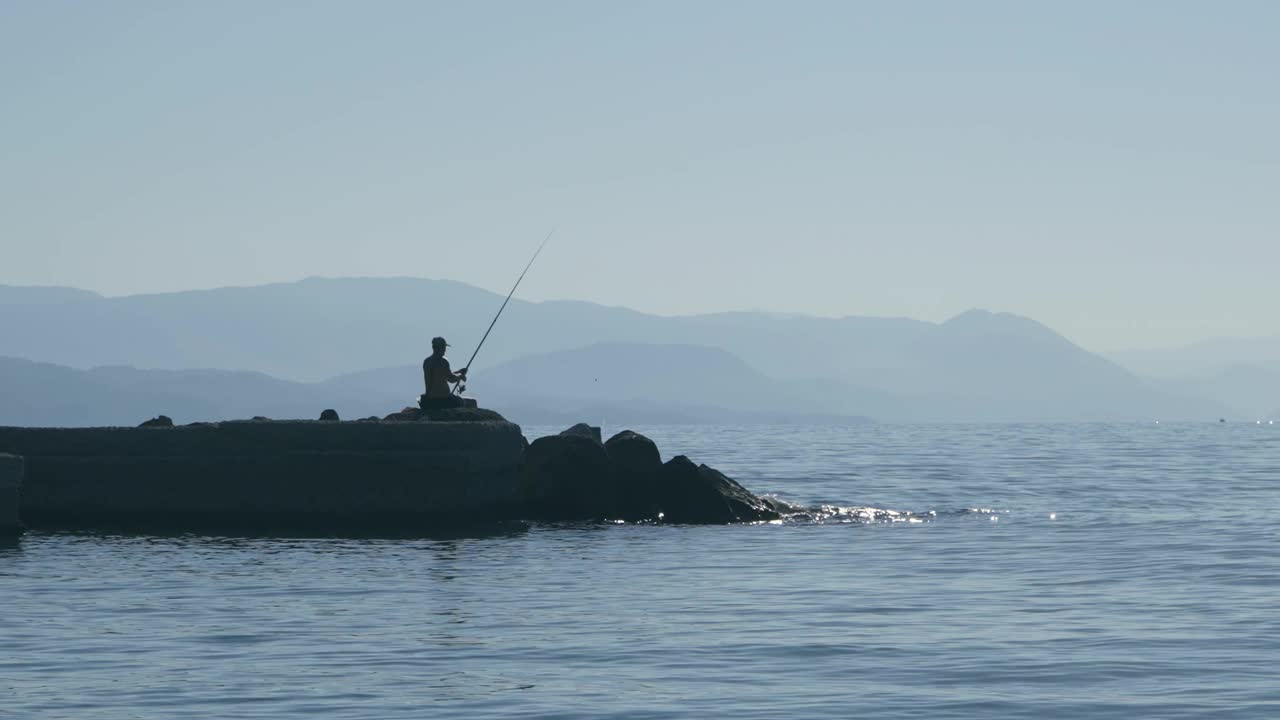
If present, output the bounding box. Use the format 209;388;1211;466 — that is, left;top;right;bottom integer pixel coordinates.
444;359;467;383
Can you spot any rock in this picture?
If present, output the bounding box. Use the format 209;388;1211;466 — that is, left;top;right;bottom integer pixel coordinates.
139;415;173;428
605;430;661;470
760;495;804;516
605;430;664;520
520;425;779;524
381;406;507;423
319;409;340;422
420;407;508;423
655;456;779;524
561;423;602;444
521;431;617;520
383;407;423;422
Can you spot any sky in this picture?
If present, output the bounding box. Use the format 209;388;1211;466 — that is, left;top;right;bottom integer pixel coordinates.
2;1;1277;352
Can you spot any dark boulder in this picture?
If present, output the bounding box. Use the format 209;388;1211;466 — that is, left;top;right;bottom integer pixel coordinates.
139;415;173;428
518;425;781;524
319;409;340;422
656;456;779;524
605;430;664;520
521;425;617;519
561;423;602;444
605;430;661;470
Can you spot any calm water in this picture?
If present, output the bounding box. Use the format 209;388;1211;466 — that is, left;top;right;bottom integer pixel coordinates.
3;422;1279;719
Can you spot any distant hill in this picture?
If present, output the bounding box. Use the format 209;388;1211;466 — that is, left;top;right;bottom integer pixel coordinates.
0;278;1227;421
877;309;1224;420
0;353;871;428
319;343;878;425
1108;335;1280;379
327;339;1214;422
0;285;101;305
1106;336;1280;418
475;342;867;414
1147;365;1280;420
0;278;512;382
0;356;398;426
446;342;880;423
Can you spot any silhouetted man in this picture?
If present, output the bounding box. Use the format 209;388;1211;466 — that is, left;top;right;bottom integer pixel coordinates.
420;336;467;409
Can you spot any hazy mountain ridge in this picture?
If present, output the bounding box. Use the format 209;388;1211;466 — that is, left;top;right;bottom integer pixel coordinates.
1106;335;1280;418
0;356;399;427
0;278;1256;421
1107;335;1280;379
0;352;872;428
0;285;102;305
465;342;895;420
1;278;955;383
1145;364;1280;420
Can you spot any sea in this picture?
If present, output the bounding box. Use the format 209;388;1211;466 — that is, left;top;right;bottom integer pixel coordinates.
3;422;1279;719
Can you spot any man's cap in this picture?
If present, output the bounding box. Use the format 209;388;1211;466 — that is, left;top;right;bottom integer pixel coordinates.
432;336;449;348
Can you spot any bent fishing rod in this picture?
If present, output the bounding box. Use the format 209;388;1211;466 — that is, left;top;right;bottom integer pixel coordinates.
452;228;555;396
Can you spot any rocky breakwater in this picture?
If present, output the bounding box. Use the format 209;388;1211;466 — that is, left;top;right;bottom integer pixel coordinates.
522;424;787;523
0;409;788;531
0;412;526;529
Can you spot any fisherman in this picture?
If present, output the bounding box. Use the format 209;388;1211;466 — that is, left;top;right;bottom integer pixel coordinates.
420;336;467;409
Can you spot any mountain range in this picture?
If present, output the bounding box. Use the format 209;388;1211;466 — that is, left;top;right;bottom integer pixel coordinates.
1107;335;1280;379
1106;336;1280;419
0;350;872;428
0;278;1272;425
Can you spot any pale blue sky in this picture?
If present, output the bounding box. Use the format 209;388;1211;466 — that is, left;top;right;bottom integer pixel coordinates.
3;1;1277;351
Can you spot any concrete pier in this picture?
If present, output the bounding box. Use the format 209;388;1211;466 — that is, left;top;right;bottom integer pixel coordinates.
0;421;526;530
0;454;22;533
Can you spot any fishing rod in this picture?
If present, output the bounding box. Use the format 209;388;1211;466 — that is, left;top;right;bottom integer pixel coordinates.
452;228;555;396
